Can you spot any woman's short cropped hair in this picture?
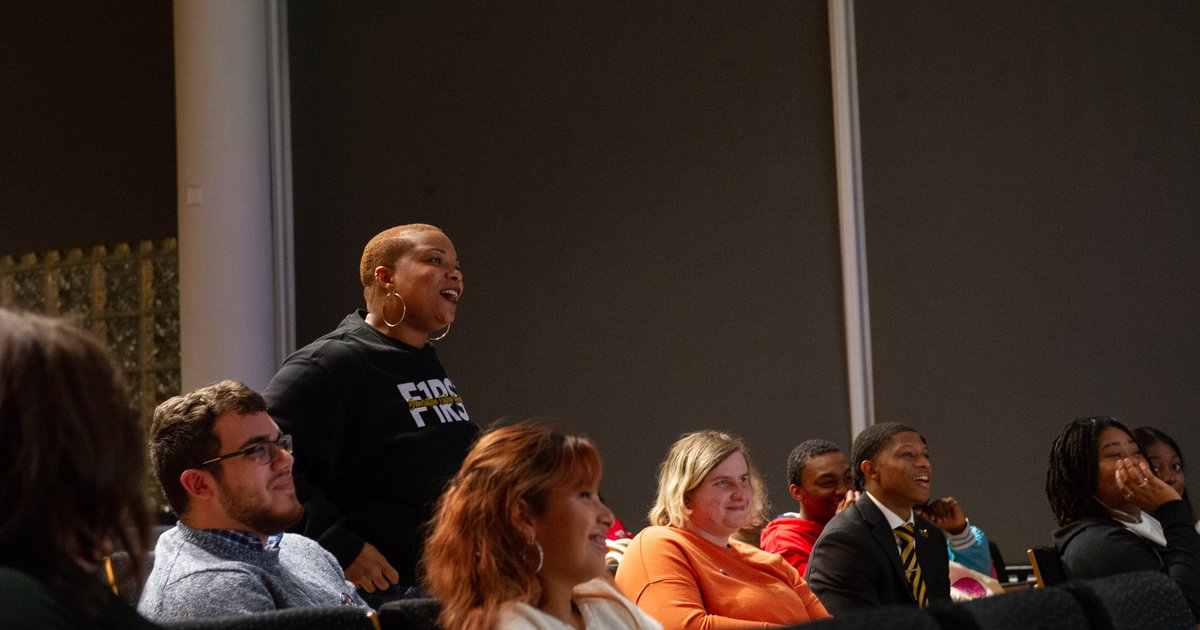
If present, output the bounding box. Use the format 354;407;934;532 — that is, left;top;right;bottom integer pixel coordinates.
1046;415;1134;525
0;309;153;610
358;223;441;300
649;430;767;529
423;423;602;630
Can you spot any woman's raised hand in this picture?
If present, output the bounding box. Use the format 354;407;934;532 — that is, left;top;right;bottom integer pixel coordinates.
1116;457;1179;512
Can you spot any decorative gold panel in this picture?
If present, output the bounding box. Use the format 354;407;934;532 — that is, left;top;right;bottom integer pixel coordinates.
0;239;181;427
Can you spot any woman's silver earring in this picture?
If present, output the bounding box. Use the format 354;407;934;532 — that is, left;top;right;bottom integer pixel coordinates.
529;536;544;573
427;322;451;342
382;290;407;328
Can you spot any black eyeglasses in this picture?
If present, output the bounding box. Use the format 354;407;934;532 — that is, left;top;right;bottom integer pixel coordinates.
196;434;293;468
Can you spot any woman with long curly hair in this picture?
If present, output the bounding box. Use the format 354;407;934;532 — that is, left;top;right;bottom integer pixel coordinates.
1047;416;1200;620
423;424;660;630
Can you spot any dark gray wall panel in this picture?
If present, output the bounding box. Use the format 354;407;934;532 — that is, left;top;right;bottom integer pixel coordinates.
857;1;1200;561
0;1;176;256
288;1;847;529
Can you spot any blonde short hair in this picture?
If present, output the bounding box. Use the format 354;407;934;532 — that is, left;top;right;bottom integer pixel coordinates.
648;430;768;528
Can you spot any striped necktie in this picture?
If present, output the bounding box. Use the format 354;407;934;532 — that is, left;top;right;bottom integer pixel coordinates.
894;523;928;607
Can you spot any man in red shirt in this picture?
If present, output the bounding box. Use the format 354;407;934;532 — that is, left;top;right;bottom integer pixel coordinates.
760;440;857;576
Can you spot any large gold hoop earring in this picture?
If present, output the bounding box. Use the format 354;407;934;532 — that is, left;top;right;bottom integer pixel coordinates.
427;322;451;342
382;290;407;328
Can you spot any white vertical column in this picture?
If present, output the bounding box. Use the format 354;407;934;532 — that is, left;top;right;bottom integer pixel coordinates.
266;0;296;366
175;0;289;391
829;0;875;441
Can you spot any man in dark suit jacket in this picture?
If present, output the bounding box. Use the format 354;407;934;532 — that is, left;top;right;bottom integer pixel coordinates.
805;422;951;615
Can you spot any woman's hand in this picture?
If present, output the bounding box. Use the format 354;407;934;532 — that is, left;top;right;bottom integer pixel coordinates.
344;541;400;592
1115;457;1180;513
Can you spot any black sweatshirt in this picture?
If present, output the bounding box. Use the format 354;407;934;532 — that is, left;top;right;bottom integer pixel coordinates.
1054;499;1200;621
264;311;478;586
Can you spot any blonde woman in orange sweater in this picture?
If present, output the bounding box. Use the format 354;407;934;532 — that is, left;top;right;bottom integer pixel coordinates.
615;431;830;629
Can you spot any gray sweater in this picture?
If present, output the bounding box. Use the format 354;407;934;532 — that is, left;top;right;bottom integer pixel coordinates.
138;523;368;621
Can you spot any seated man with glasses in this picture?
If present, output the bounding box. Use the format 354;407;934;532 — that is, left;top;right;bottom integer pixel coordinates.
139;380;369;621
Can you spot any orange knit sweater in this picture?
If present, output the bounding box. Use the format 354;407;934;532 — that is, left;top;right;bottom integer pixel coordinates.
615;526;831;629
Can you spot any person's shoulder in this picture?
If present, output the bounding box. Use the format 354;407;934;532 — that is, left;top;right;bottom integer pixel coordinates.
1054;515;1120;547
496;600;554;630
574;577;663;630
763;515;822;536
763;514;801;530
268;316;396;398
160;558;265;585
279;532;321;548
278;533;338;561
153;524;182;546
632;525;668;539
811;505;873;557
288;314;379;360
0;567;147;630
1055;516;1154;577
573;576;624;599
0;566;61;610
632;525;687;547
0;565;47;590
623;526;693;569
1054;516;1143;564
155;534;269;580
822;501;871;532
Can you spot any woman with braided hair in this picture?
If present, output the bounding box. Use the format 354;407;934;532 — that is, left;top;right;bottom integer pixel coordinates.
1047;415;1200;619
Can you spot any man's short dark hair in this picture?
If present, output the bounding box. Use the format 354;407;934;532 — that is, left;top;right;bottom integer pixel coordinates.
149;380;267;516
850;422;924;490
787;439;843;487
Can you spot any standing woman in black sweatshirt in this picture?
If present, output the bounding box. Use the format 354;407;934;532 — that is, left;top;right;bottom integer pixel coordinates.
264;224;477;608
